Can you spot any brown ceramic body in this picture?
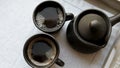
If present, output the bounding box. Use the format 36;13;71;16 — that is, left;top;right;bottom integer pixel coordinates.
67;9;120;53
33;1;74;33
23;34;64;68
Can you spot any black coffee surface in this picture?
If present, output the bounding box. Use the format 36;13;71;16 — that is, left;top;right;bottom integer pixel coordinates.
37;7;62;28
31;40;53;63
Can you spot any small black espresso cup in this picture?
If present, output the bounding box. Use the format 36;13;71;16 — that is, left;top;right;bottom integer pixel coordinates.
23;34;64;68
33;1;74;33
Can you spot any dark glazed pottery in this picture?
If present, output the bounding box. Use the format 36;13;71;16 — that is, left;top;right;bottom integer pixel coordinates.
67;9;120;53
23;34;64;68
33;1;74;33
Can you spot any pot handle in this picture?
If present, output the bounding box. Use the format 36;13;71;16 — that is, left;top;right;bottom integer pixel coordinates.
110;13;120;26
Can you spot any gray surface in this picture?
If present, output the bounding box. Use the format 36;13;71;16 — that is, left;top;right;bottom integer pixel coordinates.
110;31;120;68
0;0;120;68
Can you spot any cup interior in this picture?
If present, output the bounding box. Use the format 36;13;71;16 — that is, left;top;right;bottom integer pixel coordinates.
33;1;65;33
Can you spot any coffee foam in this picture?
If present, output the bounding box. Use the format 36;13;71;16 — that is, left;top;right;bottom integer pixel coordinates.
27;37;57;66
36;7;64;30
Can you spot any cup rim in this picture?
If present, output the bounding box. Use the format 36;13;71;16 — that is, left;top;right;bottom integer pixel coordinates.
23;33;60;68
32;1;66;33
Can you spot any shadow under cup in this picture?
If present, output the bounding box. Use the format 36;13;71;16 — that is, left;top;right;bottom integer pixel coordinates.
23;34;64;68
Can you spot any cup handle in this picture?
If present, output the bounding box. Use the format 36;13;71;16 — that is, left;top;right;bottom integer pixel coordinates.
65;13;74;21
55;58;64;67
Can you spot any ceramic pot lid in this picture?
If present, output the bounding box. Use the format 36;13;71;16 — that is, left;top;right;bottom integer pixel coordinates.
78;13;108;42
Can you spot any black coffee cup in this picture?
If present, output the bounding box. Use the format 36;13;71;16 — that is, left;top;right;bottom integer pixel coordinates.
23;34;64;68
33;1;74;33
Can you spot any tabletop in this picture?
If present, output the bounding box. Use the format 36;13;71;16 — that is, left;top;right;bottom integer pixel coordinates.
0;0;120;68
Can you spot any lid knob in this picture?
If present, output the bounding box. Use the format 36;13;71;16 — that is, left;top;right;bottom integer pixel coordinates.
89;20;100;32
